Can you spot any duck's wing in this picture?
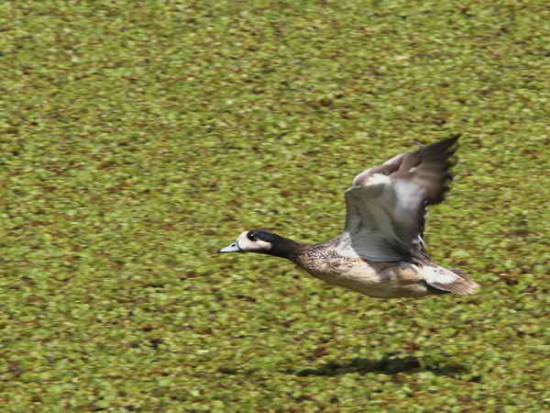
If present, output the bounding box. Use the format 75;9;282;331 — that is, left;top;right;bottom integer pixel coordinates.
343;135;459;261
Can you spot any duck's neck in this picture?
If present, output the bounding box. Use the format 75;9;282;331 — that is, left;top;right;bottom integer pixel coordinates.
265;235;303;260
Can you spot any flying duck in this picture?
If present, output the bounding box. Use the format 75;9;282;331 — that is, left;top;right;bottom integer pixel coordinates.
218;136;479;298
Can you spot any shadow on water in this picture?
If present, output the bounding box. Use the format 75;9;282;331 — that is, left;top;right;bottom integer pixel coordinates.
288;354;469;378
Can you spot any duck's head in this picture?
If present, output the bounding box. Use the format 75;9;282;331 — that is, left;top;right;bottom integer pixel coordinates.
218;229;301;259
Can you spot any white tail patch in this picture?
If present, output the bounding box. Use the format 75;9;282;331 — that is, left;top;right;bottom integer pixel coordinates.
421;265;479;295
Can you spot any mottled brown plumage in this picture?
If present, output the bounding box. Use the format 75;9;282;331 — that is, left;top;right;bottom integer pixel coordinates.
219;136;479;298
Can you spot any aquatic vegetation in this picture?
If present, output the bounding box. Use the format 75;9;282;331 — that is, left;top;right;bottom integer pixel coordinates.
1;1;547;411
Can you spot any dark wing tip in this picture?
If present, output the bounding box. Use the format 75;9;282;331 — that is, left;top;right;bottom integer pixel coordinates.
448;133;461;143
408;135;462;205
423;134;461;157
438;133;461;148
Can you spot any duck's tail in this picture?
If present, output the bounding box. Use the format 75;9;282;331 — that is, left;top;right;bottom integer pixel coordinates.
422;265;479;295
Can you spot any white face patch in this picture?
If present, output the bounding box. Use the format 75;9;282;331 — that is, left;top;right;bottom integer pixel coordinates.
236;231;272;252
421;266;458;284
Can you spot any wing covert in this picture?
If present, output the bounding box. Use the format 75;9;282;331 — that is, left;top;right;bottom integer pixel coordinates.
343;136;459;261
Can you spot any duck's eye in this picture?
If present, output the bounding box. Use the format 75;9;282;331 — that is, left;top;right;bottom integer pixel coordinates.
247;233;257;241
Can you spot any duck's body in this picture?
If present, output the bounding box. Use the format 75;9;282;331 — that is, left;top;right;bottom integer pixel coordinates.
294;237;432;298
219;136;479;298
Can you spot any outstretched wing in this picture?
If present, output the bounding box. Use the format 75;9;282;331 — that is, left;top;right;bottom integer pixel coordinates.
343;135;459;261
